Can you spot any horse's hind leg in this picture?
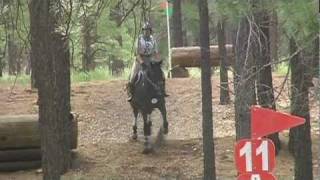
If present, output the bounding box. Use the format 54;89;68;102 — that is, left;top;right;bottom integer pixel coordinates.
159;103;168;135
132;107;138;140
142;113;153;154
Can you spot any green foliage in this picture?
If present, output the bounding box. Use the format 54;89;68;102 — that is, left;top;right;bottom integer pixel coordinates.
215;0;251;23
275;61;290;76
188;68;202;78
182;1;200;42
277;0;318;44
0;74;30;86
71;66;130;83
95;6;135;66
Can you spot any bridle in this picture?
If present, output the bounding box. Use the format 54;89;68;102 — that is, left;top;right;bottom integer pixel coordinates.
141;70;162;94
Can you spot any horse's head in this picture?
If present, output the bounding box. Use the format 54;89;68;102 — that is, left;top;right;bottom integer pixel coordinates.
135;60;163;99
149;61;163;83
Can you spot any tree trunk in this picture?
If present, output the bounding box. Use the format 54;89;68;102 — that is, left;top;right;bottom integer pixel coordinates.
8;33;17;75
25;54;31;75
234;17;256;140
30;0;72;179
313;36;319;78
198;0;216;179
6;0;22;76
252;0;281;154
28;4;37;89
217;19;230;105
173;0;183;47
288;38;313;180
0;58;3;77
316;35;320;180
81;16;95;72
109;4;124;76
171;0;189;78
269;8;279;66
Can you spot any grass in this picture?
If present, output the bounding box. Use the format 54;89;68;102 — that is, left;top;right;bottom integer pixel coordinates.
0;73;31;86
274;62;290;76
0;67;132;86
71;67;130;83
0;63;290;86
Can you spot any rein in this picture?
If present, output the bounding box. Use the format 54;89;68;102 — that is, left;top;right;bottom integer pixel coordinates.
142;70;161;93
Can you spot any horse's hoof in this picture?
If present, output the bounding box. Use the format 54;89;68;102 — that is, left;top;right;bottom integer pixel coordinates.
142;147;154;154
132;134;138;140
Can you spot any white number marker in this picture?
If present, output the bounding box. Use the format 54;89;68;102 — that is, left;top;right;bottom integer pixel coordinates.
256;140;269;171
240;142;253;172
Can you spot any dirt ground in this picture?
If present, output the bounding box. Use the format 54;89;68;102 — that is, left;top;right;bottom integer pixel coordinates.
0;76;319;180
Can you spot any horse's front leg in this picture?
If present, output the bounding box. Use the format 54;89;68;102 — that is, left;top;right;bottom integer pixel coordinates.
132;107;139;140
142;113;153;154
159;102;168;135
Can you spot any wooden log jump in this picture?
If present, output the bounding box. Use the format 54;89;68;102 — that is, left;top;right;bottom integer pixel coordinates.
171;44;234;67
0;149;41;162
0;114;78;171
0;161;41;172
0;114;78;150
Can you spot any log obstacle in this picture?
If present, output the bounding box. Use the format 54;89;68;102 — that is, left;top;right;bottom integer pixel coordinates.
0;114;78;171
0;161;41;172
171;44;234;67
0;149;41;162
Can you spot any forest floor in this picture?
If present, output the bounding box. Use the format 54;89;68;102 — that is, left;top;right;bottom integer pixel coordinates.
0;76;319;180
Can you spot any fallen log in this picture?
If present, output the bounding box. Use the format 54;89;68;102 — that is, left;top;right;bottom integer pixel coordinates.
0;148;41;162
0;161;41;172
0;114;78;150
171;44;234;67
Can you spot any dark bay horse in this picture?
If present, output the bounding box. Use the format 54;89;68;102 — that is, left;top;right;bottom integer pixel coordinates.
129;61;168;154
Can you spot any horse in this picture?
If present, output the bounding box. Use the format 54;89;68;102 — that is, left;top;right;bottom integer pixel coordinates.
129;61;168;154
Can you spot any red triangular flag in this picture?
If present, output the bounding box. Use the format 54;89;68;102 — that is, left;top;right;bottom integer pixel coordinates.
251;106;305;139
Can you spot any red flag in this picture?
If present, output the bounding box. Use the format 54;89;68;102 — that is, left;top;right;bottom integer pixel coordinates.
251;106;305;139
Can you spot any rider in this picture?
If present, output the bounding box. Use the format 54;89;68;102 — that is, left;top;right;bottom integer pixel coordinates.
127;21;168;102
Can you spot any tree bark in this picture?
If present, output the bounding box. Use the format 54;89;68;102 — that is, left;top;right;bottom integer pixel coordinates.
269;8;279;65
8;33;18;75
171;0;189;78
313;36;319;78
288;38;313;180
217;19;230;105
30;0;72;179
252;0;281;154
81;15;96;72
198;0;216;179
234;17;256;140
109;4;124;76
28;3;38;89
172;0;183;47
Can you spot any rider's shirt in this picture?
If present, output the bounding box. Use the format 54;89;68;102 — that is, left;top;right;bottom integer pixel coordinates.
137;35;158;56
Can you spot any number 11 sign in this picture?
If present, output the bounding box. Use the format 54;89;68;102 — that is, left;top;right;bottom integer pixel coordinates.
234;139;276;173
238;173;276;180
